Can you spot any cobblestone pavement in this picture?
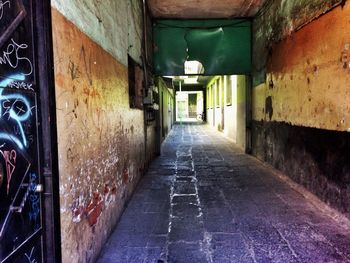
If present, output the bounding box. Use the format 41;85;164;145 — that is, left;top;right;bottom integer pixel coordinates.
98;124;350;263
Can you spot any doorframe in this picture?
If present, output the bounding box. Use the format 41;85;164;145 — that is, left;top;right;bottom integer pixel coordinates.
34;1;61;262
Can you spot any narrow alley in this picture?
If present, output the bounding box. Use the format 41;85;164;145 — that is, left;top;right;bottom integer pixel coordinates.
98;124;350;263
2;0;350;262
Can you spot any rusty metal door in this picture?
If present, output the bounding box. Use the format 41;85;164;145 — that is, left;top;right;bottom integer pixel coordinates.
0;1;56;262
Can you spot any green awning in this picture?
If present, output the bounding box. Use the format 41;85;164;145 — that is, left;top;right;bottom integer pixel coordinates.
153;19;251;76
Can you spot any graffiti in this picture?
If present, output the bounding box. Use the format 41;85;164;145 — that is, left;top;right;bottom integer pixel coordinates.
0;161;3;187
9;81;34;91
0;86;34;150
0;0;43;261
0;39;33;76
0;149;16;194
79;46;93;86
0;0;10;20
24;247;38;263
0;132;23;150
68;60;80;81
28;173;39;229
0;73;25;87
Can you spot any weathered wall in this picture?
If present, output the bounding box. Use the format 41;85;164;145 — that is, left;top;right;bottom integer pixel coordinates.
127;0;143;64
52;4;145;262
252;1;350;217
51;0;142;65
253;0;343;86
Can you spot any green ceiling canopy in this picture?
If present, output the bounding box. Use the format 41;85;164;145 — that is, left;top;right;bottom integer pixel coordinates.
153;19;251;76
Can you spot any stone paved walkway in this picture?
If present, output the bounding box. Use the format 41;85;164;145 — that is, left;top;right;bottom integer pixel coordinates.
97;124;350;263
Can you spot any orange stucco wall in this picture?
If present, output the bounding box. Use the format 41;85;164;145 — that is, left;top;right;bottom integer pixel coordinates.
52;9;146;262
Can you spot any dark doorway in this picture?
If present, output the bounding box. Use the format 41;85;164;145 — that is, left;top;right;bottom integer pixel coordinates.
188;94;197;118
0;1;60;262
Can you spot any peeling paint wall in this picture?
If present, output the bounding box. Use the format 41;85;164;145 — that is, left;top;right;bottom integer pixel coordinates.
127;0;143;64
252;1;350;217
253;0;342;85
51;2;145;262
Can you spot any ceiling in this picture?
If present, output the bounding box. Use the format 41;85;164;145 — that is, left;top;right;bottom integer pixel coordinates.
147;0;268;19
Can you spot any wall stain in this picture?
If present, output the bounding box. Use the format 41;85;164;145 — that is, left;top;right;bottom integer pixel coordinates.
265;96;273;120
252;120;350;217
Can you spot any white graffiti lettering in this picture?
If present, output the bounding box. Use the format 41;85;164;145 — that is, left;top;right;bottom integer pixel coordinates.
9;81;34;91
0;39;33;76
0;0;10;20
24;247;38;263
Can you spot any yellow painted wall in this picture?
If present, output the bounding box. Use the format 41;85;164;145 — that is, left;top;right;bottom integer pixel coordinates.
206;75;246;148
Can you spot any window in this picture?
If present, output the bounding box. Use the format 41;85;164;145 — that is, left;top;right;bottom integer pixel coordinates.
128;55;144;109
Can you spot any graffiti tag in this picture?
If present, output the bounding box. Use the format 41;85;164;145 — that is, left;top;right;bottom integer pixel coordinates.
28;173;40;229
9;81;33;91
0;149;16;194
0;39;33;76
0;86;34;150
24;247;38;263
0;0;10;20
